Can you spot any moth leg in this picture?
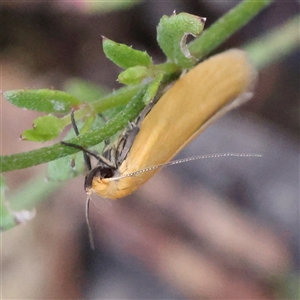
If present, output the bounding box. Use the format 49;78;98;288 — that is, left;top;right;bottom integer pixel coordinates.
116;126;140;165
68;109;93;171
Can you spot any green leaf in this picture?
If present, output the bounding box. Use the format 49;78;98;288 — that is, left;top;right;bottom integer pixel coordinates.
64;78;108;103
157;12;206;68
21;115;65;142
4;89;81;113
143;73;164;104
118;66;151;85
102;37;152;68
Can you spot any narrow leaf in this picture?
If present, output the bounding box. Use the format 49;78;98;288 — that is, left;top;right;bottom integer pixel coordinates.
118;66;151;85
4;89;81;113
143;73;164;104
21;115;64;142
102;37;152;68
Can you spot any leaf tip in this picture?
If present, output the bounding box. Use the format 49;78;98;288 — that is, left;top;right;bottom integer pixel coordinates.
200;17;207;24
19;134;26;141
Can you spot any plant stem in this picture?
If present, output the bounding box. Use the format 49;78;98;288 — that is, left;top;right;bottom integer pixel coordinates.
188;0;274;60
244;15;300;69
0;0;275;173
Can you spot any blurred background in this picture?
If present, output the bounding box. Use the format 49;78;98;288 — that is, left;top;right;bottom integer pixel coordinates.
1;0;299;299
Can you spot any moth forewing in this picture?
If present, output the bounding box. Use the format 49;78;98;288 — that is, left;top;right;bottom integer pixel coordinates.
87;49;257;200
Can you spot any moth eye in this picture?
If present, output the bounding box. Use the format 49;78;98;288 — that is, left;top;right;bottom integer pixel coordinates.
100;167;115;179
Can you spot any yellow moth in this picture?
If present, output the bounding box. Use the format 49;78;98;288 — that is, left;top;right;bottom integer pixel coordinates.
82;49;257;200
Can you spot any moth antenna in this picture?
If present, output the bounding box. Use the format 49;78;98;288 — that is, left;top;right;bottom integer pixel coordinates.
85;195;95;251
85;192;113;250
109;153;262;181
